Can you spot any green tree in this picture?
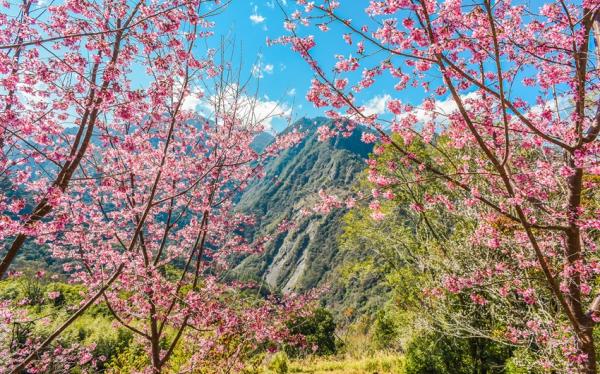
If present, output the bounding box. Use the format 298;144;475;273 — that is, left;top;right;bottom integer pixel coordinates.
404;332;513;374
286;307;337;357
341;136;518;371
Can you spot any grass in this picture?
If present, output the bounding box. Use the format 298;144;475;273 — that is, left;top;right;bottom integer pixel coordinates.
285;353;404;374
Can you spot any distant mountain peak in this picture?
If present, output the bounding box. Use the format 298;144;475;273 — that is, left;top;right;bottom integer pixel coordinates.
234;117;373;294
251;132;276;153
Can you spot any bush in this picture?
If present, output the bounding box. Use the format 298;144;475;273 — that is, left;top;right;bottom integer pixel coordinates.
94;328;133;369
372;310;399;350
106;344;149;373
404;332;513;374
268;351;289;374
286;307;337;357
20;276;44;306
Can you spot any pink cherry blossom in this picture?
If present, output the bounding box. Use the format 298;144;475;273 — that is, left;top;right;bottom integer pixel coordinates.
280;0;600;370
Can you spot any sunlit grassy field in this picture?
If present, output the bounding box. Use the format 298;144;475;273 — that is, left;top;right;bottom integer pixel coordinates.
290;354;403;374
260;353;404;374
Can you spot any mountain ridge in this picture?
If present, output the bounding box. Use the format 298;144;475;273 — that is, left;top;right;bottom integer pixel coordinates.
234;117;374;296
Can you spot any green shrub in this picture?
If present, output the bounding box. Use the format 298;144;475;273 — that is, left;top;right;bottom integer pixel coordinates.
20;276;44;306
372;309;399;350
94;328;133;369
268;351;289;374
45;282;84;307
106;343;149;373
286;307;337;357
404;332;513;374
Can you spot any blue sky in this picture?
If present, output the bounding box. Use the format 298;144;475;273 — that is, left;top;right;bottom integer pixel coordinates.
198;0;563;133
202;0;412;132
17;0;563;133
204;1;321;132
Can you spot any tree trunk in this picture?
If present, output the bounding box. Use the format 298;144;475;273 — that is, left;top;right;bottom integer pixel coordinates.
566;164;597;373
580;327;597;374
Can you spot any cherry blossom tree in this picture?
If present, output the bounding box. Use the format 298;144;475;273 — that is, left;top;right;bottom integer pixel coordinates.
0;0;230;277
0;0;310;372
278;0;600;371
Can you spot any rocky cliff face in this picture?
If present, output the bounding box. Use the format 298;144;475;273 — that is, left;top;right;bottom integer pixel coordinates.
234;117;372;293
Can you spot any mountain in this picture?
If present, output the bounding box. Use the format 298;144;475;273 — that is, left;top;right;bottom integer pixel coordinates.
234;118;386;313
251;132;276;153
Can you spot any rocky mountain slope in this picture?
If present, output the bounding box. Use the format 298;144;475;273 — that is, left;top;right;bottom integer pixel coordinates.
234;118;379;300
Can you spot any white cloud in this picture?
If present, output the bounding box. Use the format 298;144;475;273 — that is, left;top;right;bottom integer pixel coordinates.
251;61;274;78
251;63;261;78
409;91;479;124
181;89;204;111
251;98;292;131
173;76;204;112
286;88;296;96
261;0;287;10
530;94;573;117
249;5;265;24
409;92;574;126
17;83;50;110
250;14;265;24
198;84;291;131
362;94;391;117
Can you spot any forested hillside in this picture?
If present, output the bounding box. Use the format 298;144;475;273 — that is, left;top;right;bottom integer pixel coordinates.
234;118;395;319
